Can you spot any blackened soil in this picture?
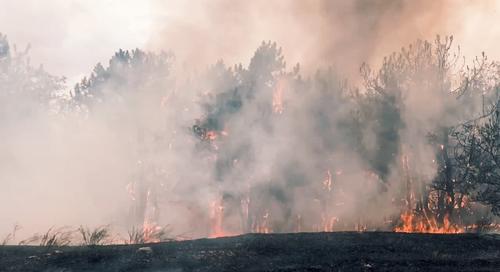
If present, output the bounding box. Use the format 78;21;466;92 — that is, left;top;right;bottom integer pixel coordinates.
1;232;499;272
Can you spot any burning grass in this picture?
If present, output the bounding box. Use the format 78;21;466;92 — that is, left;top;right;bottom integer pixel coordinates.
394;211;463;234
1;217;498;248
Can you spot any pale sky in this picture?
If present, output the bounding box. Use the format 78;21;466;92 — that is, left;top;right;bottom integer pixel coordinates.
1;1;500;84
0;0;156;83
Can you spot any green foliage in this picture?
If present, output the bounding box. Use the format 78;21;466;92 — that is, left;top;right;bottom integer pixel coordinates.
73;48;172;108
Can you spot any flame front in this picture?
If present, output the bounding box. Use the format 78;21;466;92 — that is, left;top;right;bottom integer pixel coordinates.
395;212;463;234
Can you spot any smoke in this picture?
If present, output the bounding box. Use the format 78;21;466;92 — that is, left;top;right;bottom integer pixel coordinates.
148;0;498;78
0;0;498;80
1;1;499;241
0;0;155;82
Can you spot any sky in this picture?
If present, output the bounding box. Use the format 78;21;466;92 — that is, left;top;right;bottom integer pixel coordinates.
0;0;156;83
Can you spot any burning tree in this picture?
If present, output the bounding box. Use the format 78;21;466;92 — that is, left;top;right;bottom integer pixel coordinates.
5;28;500;240
48;35;500;236
194;41;291;235
453;95;500;217
72;48;175;238
188;36;500;235
360;36;500;232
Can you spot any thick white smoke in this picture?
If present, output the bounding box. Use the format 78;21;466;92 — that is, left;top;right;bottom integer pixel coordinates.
1;1;499;241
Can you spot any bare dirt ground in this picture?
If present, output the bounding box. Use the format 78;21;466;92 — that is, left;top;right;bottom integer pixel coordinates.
1;232;499;272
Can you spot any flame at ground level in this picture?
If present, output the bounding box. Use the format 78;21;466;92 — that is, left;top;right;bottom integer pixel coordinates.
394;211;463;234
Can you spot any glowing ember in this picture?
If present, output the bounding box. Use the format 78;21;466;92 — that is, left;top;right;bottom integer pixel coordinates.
205;131;218;141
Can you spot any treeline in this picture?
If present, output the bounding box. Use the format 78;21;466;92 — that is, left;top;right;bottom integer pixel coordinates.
1;32;498;232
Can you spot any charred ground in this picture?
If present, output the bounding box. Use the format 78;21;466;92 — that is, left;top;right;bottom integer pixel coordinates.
1;232;499;272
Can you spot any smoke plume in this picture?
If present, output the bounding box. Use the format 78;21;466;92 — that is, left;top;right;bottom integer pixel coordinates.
1;1;500;241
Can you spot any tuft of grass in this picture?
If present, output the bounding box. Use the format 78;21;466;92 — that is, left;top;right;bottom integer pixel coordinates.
19;227;74;247
78;225;111;246
127;225;173;244
1;224;21;246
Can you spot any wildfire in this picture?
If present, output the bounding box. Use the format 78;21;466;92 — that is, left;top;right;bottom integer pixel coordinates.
394;211;463;234
253;211;272;233
321;216;338;232
142;222;162;243
202;129;229;142
319;169;336;232
205;130;218;141
124;127;490;241
209;197;228;238
394;152;466;234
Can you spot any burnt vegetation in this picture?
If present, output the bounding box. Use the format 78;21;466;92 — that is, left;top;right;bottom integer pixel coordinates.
1;232;499;272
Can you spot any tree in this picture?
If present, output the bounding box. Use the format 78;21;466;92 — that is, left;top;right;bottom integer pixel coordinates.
73;48;172;110
71;48;174;227
454;96;500;215
0;33;65;120
359;35;498;228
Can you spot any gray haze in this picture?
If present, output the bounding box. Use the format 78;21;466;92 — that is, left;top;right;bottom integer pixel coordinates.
1;1;499;241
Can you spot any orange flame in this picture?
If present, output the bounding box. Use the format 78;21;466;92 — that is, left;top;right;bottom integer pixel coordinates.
395;211;463;234
142;222;162;243
321;216;338;232
253;211;271;233
205;131;218;141
210;197;233;238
